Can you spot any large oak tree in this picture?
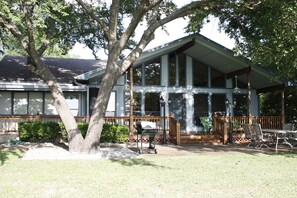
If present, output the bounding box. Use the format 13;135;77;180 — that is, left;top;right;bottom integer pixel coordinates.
2;0;292;153
0;0;213;153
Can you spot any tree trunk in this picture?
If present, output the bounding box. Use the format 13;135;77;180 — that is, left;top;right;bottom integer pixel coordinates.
29;57;84;152
82;61;121;153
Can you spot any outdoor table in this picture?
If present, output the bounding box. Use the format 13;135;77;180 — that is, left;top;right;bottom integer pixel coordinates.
136;122;158;154
262;129;295;153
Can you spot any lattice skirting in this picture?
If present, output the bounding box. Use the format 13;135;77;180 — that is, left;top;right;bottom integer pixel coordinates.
232;134;249;143
126;133;172;144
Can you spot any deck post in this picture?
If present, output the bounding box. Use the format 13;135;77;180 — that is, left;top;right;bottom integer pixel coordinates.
129;65;134;135
247;69;252;124
281;87;285;127
223;122;228;145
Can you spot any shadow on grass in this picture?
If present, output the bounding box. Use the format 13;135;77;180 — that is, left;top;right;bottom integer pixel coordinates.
0;148;26;165
111;158;168;169
156;143;297;157
267;151;297;158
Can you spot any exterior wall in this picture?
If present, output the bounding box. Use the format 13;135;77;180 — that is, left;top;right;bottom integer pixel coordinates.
0;82;87;116
125;53;261;133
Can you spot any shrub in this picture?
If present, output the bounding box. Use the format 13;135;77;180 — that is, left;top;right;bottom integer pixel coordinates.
59;122;129;143
100;123;129;143
19;121;60;142
58;122;88;142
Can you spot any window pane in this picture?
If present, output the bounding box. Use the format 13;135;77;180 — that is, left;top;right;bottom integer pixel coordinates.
65;93;79;116
44;93;58;115
145;93;160;116
0;92;12;115
211;68;225;88
132;66;142;85
133;92;141;116
168;53;176;86
194;94;208;125
234;94;247;116
14;92;28;115
29;92;43;115
178;53;186;86
106;92;115;116
193;60;208;87
212;94;226;115
145;58;161;85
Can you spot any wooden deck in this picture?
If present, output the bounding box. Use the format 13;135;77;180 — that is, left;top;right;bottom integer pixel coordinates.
0;115;284;145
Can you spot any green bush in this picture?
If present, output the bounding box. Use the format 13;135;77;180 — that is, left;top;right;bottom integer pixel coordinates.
100;123;129;143
59;122;128;143
58;122;88;142
19;121;61;142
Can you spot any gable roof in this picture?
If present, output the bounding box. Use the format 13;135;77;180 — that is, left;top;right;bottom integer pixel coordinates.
0;56;106;84
75;33;283;91
134;34;283;91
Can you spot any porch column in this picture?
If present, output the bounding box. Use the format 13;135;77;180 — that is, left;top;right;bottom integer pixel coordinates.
86;85;90;122
114;75;126;116
141;93;145;115
281;88;285;127
185;93;194;133
226;78;233;116
161;55;169;86
208;93;212;119
247;70;252;124
186;56;193;87
129;65;134;135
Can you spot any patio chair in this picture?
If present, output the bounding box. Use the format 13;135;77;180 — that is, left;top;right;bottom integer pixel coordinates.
242;124;257;147
283;123;295;130
251;124;270;149
284;123;297;147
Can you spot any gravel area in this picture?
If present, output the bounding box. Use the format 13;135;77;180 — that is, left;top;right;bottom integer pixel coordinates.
1;142;140;160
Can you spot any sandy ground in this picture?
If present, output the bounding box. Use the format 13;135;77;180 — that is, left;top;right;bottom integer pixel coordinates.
1;142;140;160
1;142;296;160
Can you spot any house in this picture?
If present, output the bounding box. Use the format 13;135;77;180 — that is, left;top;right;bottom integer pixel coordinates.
75;34;285;132
0;34;285;135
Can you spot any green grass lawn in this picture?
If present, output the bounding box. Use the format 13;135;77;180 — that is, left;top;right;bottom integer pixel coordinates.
1;148;297;198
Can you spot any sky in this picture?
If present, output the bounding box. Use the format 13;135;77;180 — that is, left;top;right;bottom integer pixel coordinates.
69;9;235;59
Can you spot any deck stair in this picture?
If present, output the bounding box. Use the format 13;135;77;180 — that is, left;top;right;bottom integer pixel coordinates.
180;133;223;145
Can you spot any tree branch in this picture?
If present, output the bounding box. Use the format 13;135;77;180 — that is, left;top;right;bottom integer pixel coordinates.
75;0;112;42
23;1;37;56
37;33;53;56
120;0;211;73
0;15;28;52
117;0;162;53
109;0;119;44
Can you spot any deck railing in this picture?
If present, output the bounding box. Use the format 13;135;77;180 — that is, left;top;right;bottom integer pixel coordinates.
0;115;174;132
0;115;283;145
213;115;284;144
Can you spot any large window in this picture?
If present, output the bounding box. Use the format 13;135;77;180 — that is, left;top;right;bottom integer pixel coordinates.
193;60;208;87
168;53;176;86
211;68;225;88
178;53;186;87
194;94;208;125
145;93;160;116
0;92;12;115
133;92;141;116
14;92;28;115
65;93;79;116
212;94;226;115
29;92;43;115
132;66;142;85
106;92;115;116
0;91;81;116
234;94;247;116
145;58;161;85
44;93;58;115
